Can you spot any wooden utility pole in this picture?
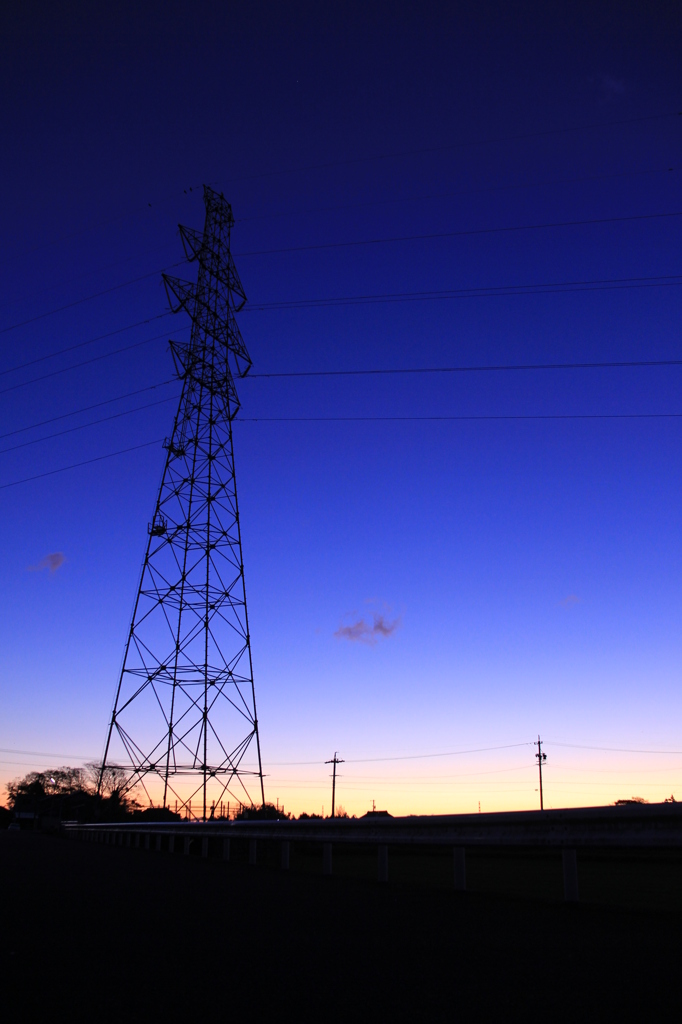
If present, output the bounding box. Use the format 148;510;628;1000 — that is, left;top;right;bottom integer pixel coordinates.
535;735;547;810
325;752;344;817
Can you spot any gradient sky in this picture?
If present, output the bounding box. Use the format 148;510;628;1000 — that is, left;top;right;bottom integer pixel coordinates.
1;2;682;815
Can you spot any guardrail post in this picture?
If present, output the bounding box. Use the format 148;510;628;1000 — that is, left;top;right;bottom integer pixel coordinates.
168;835;175;854
144;833;150;851
184;836;191;856
280;840;290;870
249;839;257;865
562;848;579;902
223;837;231;862
201;837;209;859
453;847;466;890
323;842;332;875
378;844;388;883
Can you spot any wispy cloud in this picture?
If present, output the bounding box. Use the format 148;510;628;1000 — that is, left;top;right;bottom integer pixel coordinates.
559;594;580;608
334;612;401;645
28;552;65;573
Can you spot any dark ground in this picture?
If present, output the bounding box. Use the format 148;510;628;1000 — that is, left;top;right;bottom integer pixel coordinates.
3;831;681;1022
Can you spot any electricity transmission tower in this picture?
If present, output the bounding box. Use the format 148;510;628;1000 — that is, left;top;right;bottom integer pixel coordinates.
99;185;265;819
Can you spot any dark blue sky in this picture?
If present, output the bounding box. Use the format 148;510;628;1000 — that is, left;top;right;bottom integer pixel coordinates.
1;2;681;813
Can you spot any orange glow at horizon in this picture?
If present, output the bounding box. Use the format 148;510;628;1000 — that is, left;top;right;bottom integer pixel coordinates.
3;745;681;819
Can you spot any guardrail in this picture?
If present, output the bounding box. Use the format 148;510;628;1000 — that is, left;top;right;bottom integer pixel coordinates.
64;802;682;904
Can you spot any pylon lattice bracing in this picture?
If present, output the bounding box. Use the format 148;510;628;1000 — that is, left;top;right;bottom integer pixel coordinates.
100;186;265;819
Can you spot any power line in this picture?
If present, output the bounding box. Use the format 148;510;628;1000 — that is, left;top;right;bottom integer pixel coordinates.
0;312;172;379
0;379;175;442
0;394;179;456
0;438;164;492
0;261;184;335
3;216;678;339
7;271;681;383
236;209;682;259
265;742;533;766
0;239;179;319
237;413;682;422
0;329;183;399
247;355;682;381
3;411;682;492
550;742;682;755
0;746;97;760
224;110;681;186
2;739;680;772
5;354;681;452
245;273;682;312
4;271;679;390
5;114;673;270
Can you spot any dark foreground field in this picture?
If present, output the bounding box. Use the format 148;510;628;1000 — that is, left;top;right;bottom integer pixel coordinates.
3;831;681;1021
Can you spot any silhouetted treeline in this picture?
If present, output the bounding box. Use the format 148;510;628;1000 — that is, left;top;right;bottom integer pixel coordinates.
4;764;177;826
3;765;356;826
236;802;290;820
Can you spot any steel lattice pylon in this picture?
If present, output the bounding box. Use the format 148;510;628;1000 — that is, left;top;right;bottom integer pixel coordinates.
100;186;265;818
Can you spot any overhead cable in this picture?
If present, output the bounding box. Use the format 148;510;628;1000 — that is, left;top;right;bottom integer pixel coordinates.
3;215;679;335
3;413;682;492
0;379;175;442
0;261;184;335
236;209;682;259
6;351;682;449
0;329;183;398
0;312;172;379
247;355;682;380
3;272;679;386
0;394;180;456
550;742;682;755
6;113;675;266
238;413;682;422
245;273;682;313
264;742;533;766
0;438;164;492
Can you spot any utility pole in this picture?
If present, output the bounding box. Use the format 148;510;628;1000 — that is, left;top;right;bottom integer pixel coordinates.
535;735;547;810
325;752;344;817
